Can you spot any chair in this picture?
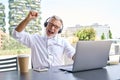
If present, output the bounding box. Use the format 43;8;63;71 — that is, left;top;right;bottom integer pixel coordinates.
0;57;18;72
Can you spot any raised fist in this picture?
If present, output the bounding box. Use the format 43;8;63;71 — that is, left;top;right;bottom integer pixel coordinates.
27;11;38;20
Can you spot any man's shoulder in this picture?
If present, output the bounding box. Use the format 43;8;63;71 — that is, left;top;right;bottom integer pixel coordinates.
31;33;43;39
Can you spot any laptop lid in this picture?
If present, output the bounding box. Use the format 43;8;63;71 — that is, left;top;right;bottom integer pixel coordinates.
72;40;112;72
60;40;112;72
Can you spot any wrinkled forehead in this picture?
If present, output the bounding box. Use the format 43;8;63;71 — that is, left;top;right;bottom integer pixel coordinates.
48;15;63;25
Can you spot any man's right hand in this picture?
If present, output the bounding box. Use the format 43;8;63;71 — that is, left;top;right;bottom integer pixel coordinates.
26;11;38;21
15;11;38;32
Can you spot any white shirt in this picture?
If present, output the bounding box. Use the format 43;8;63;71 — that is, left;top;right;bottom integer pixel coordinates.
13;30;75;69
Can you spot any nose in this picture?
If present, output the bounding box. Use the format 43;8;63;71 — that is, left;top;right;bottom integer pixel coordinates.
51;25;55;30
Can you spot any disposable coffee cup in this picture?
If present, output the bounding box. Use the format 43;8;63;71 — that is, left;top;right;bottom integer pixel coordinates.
18;55;29;73
108;55;120;65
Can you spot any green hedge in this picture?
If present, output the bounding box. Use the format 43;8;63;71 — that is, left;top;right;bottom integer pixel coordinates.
0;33;30;55
0;49;30;55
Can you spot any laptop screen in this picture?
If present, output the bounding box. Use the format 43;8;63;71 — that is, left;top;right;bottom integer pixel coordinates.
72;40;112;71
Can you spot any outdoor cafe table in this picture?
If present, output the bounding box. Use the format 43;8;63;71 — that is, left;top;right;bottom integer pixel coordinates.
0;64;120;80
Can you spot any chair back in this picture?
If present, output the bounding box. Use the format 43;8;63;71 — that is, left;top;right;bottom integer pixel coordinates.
0;57;18;72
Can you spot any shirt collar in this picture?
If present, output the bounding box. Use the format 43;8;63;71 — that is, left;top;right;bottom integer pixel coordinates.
43;33;58;41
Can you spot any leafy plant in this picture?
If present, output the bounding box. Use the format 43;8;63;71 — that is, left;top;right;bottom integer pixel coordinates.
75;27;96;41
109;30;112;39
1;35;27;50
101;33;106;40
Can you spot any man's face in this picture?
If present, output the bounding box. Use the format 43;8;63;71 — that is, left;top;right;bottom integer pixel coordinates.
46;18;62;38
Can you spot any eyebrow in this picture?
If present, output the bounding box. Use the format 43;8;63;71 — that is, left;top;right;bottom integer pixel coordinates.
48;22;61;28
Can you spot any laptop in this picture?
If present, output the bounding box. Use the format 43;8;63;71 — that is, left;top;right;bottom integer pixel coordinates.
60;40;112;72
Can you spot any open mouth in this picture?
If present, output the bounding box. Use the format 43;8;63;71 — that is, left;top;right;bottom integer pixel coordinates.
48;30;54;34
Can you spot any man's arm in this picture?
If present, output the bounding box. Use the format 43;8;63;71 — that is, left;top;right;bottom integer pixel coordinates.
15;11;38;32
